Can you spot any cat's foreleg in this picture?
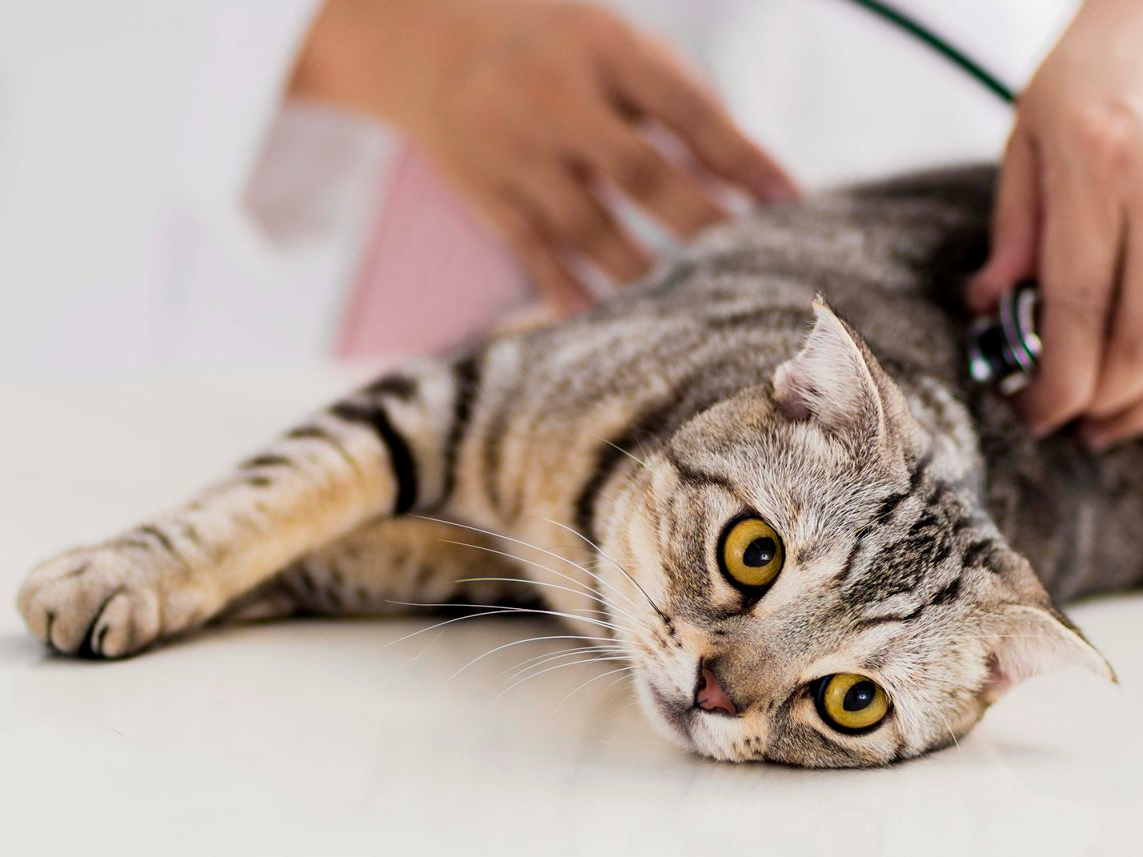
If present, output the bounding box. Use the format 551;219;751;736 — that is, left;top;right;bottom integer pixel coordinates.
17;356;484;657
222;516;526;621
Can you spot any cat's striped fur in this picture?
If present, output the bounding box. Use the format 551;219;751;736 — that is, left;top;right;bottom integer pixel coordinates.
18;166;1131;767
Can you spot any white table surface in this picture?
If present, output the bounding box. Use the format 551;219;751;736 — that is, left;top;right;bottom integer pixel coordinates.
1;368;1140;857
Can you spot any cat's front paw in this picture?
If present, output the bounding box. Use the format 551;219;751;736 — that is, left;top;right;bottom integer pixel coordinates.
17;546;162;658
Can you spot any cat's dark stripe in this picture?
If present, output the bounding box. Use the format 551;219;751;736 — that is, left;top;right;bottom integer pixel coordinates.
928;576;962;606
240;454;296;471
62;563;88;580
907;448;935;491
179;522;203;549
366;374;418;400
575;398;681;547
856;601;926;627
874;490;909;522
138;524;178;558
440;355;482;507
245;475;273;488
836;525;872;584
703;306;809;332
286;424;359;470
481;391;513;514
666;451;737;494
330;402;418;514
961;538;995;569
908;510;940;535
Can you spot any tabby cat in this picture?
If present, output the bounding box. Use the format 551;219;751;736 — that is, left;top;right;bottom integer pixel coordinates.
18;166;1131;767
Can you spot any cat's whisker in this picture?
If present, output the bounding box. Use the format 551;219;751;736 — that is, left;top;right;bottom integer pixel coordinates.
453;571;645;634
503;645;627;682
542;516;672;626
384;607;543;648
500;649;626;681
600;437;651;471
414;515;644;613
442;537;648;630
448;633;622;679
385;599;630;638
933;705;961;754
554;666;635;712
496;655;630;701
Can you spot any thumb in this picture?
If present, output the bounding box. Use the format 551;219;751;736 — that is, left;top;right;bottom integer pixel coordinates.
967;125;1040;314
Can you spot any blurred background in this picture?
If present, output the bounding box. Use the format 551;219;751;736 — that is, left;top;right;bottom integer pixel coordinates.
0;0;1076;383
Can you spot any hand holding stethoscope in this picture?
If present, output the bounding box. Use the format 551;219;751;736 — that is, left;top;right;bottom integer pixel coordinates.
968;0;1143;451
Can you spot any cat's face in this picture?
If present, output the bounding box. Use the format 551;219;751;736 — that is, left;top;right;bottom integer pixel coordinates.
603;301;1113;767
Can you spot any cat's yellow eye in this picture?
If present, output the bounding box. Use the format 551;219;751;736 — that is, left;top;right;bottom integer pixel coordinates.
815;674;890;733
719;517;784;589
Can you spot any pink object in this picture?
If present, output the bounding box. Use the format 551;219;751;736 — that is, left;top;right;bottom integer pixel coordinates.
337;146;529;358
696;666;737;716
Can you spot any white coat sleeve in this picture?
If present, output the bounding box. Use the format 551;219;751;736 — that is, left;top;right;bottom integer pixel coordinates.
178;0;326;219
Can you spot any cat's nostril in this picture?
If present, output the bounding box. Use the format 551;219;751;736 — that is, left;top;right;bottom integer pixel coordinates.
694;663;737;716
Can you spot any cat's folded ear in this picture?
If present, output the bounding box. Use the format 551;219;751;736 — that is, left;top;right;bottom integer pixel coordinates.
982;602;1116;704
773;298;912;447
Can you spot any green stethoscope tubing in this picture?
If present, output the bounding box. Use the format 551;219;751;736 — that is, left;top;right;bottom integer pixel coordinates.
846;0;1017;105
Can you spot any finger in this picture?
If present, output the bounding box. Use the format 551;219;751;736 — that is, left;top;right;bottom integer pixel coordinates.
1081;395;1143;452
605;38;796;202
563;110;729;239
1014;161;1120;436
509;165;653;284
483;198;595;317
967;124;1040;313
1089;210;1143;418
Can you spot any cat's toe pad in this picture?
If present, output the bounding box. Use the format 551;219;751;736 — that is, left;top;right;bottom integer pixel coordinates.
17;548;162;658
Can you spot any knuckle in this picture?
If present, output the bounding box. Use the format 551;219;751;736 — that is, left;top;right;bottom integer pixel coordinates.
1071;101;1143;172
612;143;666;196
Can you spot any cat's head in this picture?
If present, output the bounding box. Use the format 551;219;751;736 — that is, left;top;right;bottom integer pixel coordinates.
603;299;1114;767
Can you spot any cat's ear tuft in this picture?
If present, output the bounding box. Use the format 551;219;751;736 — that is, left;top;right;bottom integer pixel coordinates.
773;298;886;441
982;604;1116;703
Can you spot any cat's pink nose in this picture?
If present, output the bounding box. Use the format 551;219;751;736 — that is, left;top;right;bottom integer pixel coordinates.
695;665;737;716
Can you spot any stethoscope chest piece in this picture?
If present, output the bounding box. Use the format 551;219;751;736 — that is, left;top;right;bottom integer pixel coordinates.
966;281;1041;396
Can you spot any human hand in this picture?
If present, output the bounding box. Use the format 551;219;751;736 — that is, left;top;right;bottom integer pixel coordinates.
292;0;795;314
967;0;1143;450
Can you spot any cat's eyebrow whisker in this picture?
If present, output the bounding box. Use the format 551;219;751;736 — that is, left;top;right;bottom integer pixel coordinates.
496;654;631;701
554;666;635;712
542;517;672;627
600;437;651;471
414;515;643;613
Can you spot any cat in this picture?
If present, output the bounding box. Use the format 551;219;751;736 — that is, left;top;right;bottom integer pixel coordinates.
17;165;1131;768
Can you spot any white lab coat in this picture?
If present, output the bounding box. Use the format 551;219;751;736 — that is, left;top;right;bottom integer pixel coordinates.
0;0;1078;380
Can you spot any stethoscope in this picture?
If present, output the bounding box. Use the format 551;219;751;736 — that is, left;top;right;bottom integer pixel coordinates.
846;0;1042;394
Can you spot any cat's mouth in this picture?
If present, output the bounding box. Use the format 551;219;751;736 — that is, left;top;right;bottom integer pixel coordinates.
642;661;741;751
